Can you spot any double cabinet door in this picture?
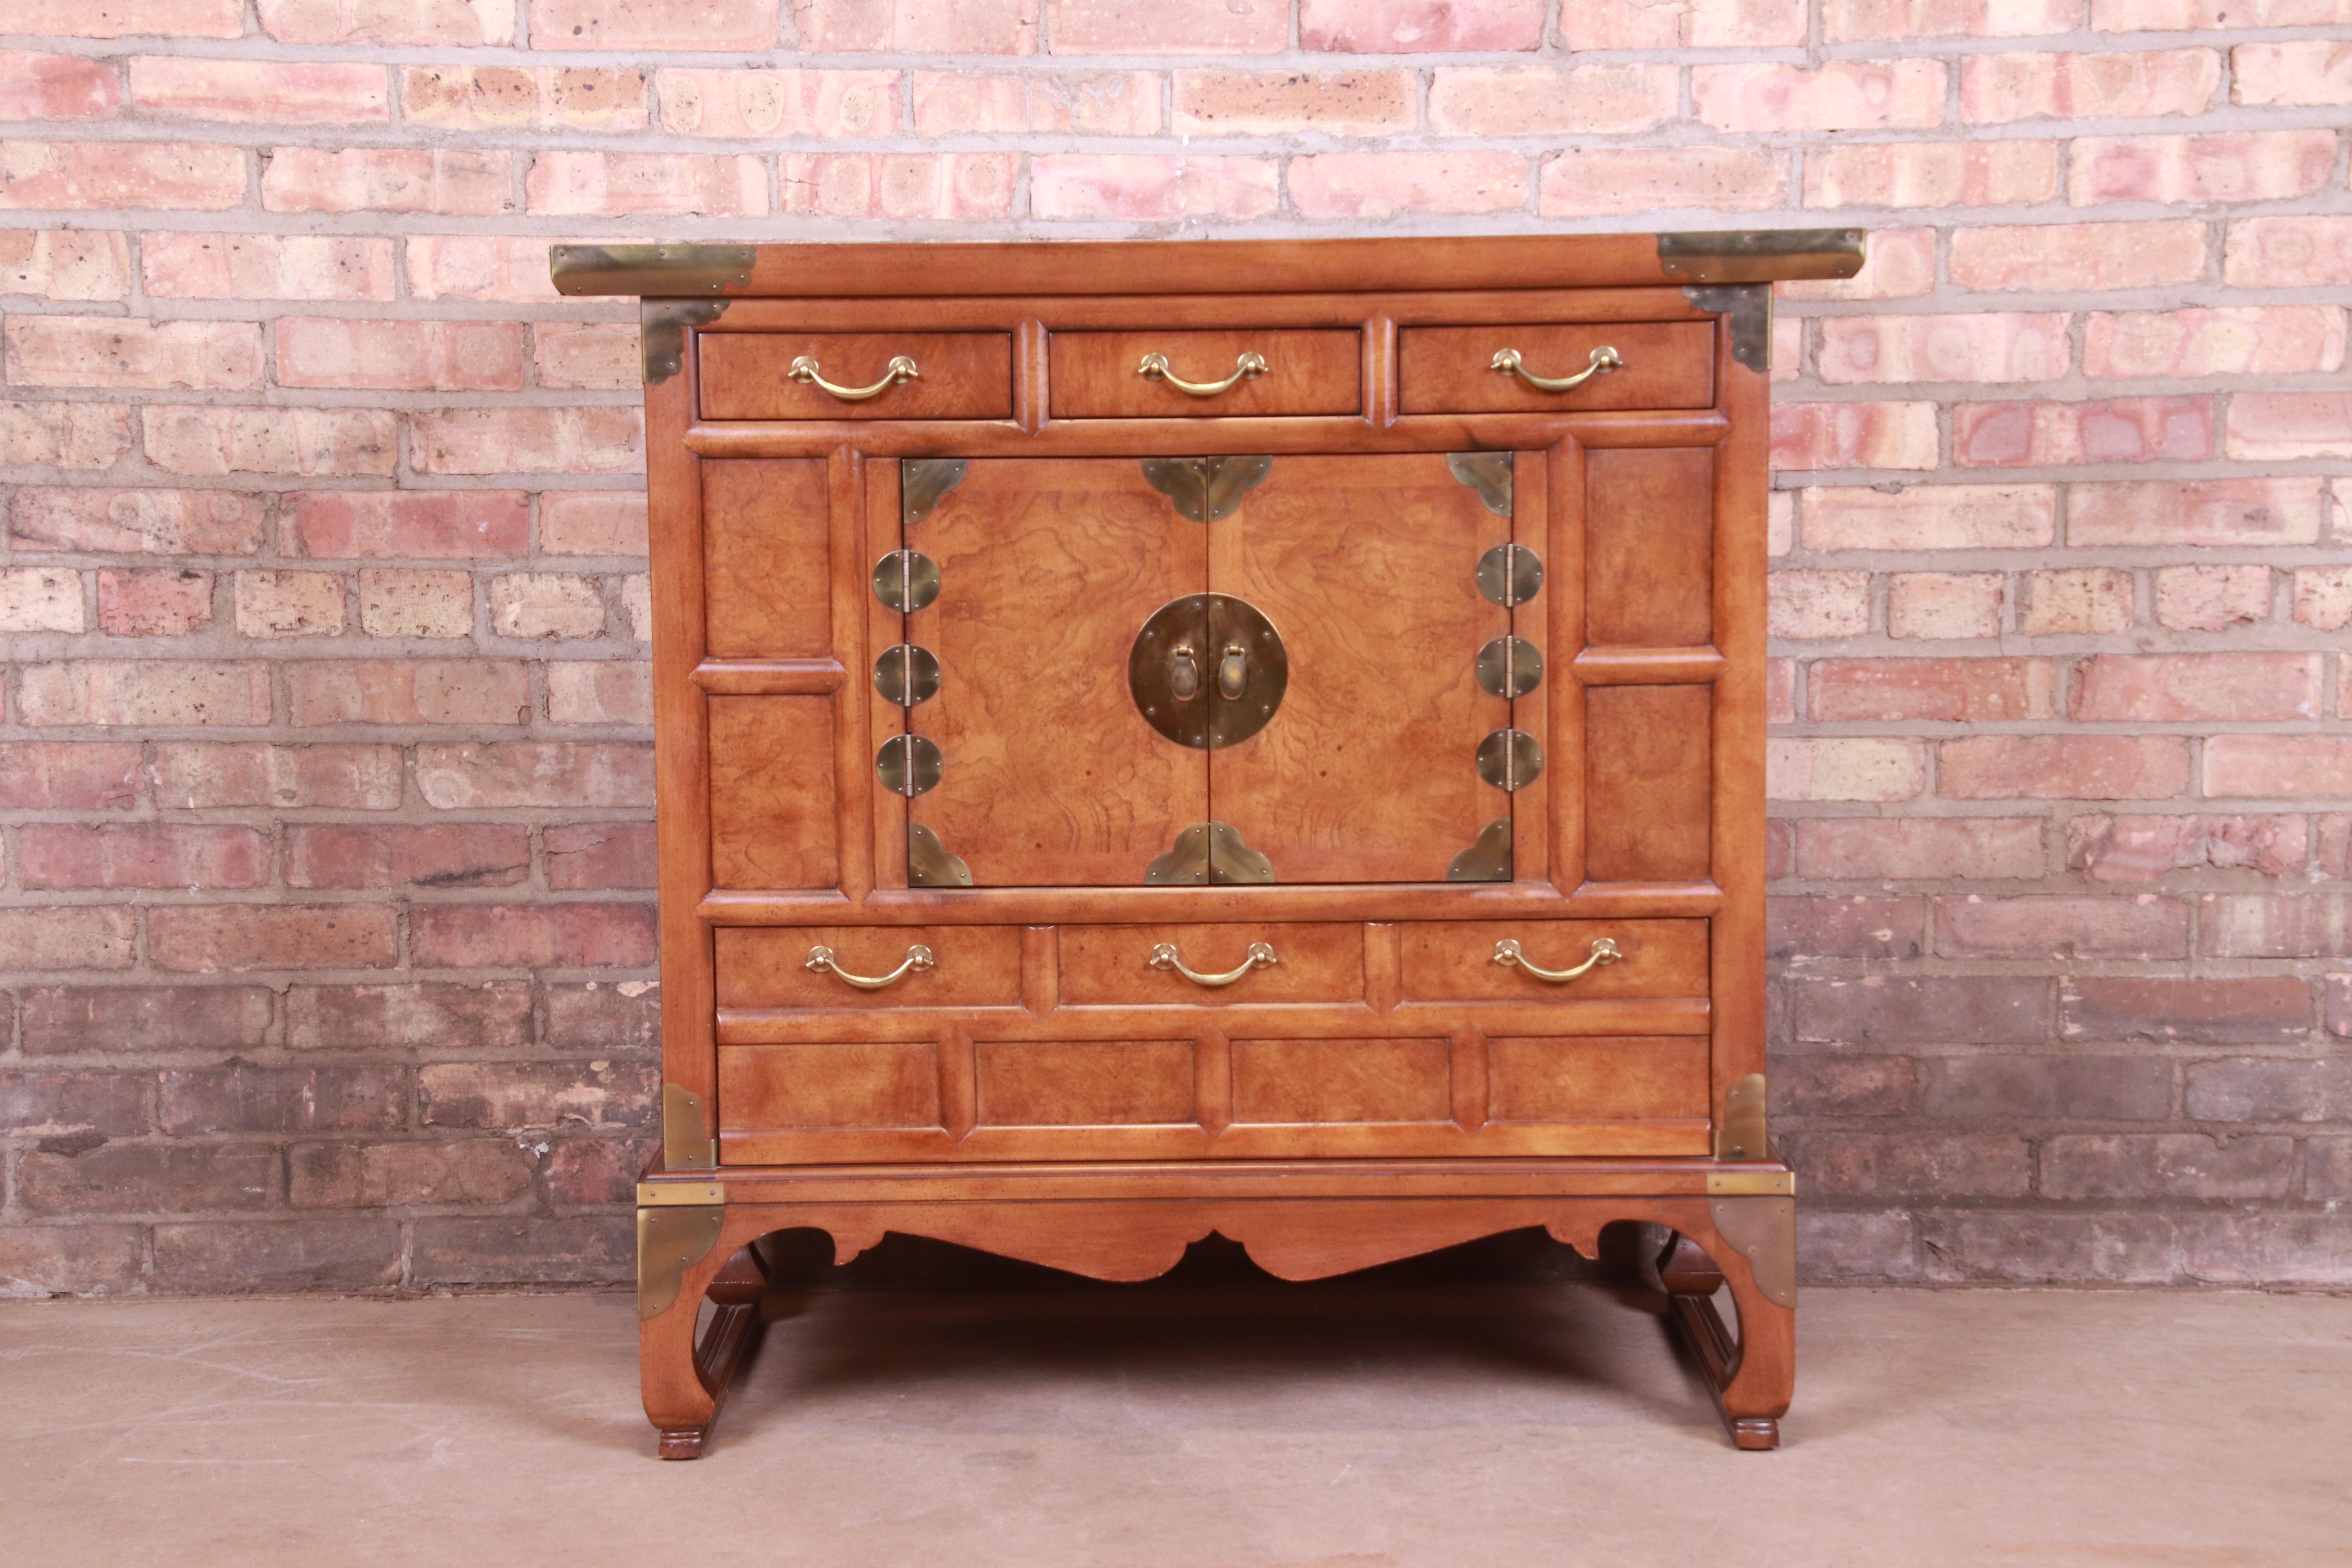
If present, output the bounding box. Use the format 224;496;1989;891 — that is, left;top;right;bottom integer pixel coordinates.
880;451;1534;887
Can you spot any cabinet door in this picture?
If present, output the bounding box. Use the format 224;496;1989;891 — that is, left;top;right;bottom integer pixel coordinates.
902;458;1208;885
1211;453;1512;882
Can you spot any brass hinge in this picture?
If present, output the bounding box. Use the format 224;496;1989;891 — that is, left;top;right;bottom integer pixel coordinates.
1713;1071;1768;1161
662;1083;716;1172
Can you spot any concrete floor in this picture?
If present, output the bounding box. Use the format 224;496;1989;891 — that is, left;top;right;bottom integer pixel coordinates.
3;1281;2347;1568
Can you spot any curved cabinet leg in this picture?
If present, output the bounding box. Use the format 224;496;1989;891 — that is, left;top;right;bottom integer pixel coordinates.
639;1205;771;1460
1657;1199;1795;1451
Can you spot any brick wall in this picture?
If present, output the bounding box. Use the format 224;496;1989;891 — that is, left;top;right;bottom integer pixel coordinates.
0;0;2346;1296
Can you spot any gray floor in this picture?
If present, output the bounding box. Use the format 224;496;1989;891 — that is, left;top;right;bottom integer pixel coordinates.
3;1281;2347;1566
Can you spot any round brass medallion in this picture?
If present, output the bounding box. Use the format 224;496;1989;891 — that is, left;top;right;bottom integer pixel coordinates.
1129;593;1287;750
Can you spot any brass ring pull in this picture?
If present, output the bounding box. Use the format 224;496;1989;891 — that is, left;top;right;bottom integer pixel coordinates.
1149;940;1277;987
1490;345;1622;393
1137;350;1267;398
789;354;920;402
1216;644;1247;701
1493;936;1621;983
804;943;935;990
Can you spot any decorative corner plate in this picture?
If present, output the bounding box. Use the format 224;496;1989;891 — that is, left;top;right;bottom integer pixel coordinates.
908;824;973;887
1145;821;1275;886
550;243;757;298
1445;452;1513;517
1446;819;1512;882
1141;456;1272;523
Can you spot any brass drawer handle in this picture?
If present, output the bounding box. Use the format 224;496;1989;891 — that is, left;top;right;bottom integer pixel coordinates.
1137;350;1267;398
804;943;935;990
1149;940;1277;987
1490;344;1622;393
789;354;919;402
1494;936;1621;984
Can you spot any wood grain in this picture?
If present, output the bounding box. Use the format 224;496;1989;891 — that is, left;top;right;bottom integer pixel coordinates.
702;458;832;658
714;924;1023;1010
699;332;1011;421
717;1042;942;1129
975;1039;1199;1127
1050;329;1361;417
708;695;838;890
1231;1038;1453;1124
1585;684;1714;884
1056;922;1366;1006
1396;918;1710;1001
1586;446;1715;648
1486;1035;1711;1122
1400;322;1714;413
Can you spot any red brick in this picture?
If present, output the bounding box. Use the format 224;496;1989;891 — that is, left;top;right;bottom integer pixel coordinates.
2154;564;2272;631
1886;573;2005;640
1958;395;2213;466
654;67;897;136
1769;401;1939;470
407;235;572;303
402;65;650;132
160;1064;405;1134
2069;477;2321;547
260;0;514;43
1937;894;2188;959
418;1060;656;1130
1428;64;1674;134
1566;0;1805;45
2073;652;2320;723
1764;657;1796;722
541;493;648;556
913;69;1159;135
151;743;402;809
1782;227;1935;301
285;980;532;1051
2083;306;2347;379
1290;152;1528;218
2064;977;2313;1044
2068;814;2308;881
802;0;1035;49
411;902;656;969
1949;221;2207;291
2069;130;2337;206
546;822;658;890
2225;393;2352;461
2331;975;2352;1039
1537;147;1786;217
1781;1131;2033;1199
1915;1212;2178;1286
129;57;387;123
16;0;244;36
1805;141;2058;209
1029;155;1279;220
491;573;605;639
1767;895;1926;960
98;568;214;637
1804;484;2054;550
233;570;346;639
276;318;526;392
0;1225;144;1296
782;151;1019;219
1764;817;1793;881
2043;1134;2292;1201
143;405;397;478
288;824;529;890
0;742;142;811
1298;0;1541;49
1818;313;2067;385
534;323;637;390
1694;60;1947;131
152;1219;401;1292
286;660;530;727
1767;738;1926;802
2018;568;2133;635
20;984;272;1054
2188;1060;2352;1127
0;1071;148;1138
19;824;267;891
262;148;512;215
0;52;120;118
526;152;768;217
2201;894;2352;958
0;401;132;468
1962;48;2220;121
287;490;528;560
1920;1056;2174;1122
17;1142;277;1218
1825;0;2078;35
17;661;271;727
411;1215;629;1286
2232;40;2352;105
141;232;394;301
0;566;83;632
2225;215;2352;289
1771;1054;1916;1118
544;1136;658;1206
1940;735;2190;800
2092;0;2352;22
1795;817;2045;880
2293;567;2352;632
547;662;652;725
529;0;780;48
0;141;246;211
1813;658;2053;722
1793;974;2051;1044
148;905;399;972
2204;737;2352;800
9;487;265;555
0;229;131;300
546;980;661;1048
290;1138;536;1208
5;316;262;391
409;407;643;475
1171;69;1417;136
1768;570;1871;637
357;569;472;638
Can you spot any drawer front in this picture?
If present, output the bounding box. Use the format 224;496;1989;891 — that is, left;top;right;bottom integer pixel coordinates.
1398;920;1709;1002
699;332;1012;421
1051;330;1360;417
715;925;1023;1010
1399;322;1714;413
1057;922;1365;1006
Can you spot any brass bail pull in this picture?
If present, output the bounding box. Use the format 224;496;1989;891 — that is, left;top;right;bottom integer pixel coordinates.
1490;344;1622;393
1169;643;1200;702
1137;350;1268;398
789;354;920;402
804;943;936;990
1493;936;1621;983
1149;940;1278;988
1216;644;1247;701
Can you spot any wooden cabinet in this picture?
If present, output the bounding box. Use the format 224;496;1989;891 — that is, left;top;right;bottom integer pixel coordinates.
561;230;1864;1459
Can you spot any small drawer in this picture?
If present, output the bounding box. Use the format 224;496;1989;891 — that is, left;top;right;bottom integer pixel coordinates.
715;926;1022;1010
1399;322;1714;414
698;332;1012;421
1057;923;1364;1006
1051;330;1360;418
1397;919;1708;1002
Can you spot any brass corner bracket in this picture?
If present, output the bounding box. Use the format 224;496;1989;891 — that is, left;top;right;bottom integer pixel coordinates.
662;1083;716;1172
641;299;729;386
1446;818;1512;881
637;1204;725;1321
551;243;756;298
1146;821;1274;885
1656;229;1865;285
1714;1071;1768;1161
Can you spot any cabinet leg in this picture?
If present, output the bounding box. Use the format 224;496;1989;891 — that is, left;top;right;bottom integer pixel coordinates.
641;1240;769;1460
1654;1205;1795;1452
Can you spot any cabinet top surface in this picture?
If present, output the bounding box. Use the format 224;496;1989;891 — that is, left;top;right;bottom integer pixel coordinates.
550;229;1866;301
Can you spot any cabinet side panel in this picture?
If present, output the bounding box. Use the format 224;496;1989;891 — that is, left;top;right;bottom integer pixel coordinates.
708;695;839;889
1586;685;1713;882
704;458;831;657
1711;330;1773;1118
1586;447;1714;648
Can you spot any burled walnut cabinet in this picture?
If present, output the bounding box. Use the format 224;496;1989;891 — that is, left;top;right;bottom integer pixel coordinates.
554;232;1862;1456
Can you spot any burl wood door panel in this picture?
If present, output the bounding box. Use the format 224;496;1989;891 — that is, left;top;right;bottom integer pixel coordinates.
708;696;838;890
905;459;1208;885
1586;446;1714;648
1214;454;1510;882
698;332;1012;421
1399;322;1715;413
1586;685;1713;883
1050;330;1361;417
703;458;831;657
